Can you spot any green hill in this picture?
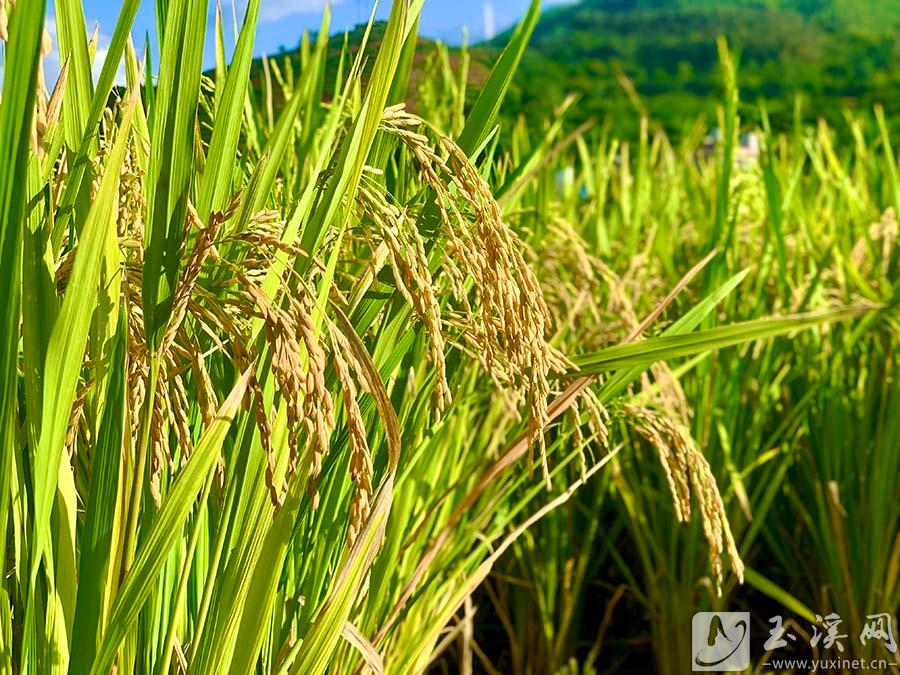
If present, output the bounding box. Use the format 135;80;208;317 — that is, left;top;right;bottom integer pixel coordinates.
248;1;900;138
491;0;900;135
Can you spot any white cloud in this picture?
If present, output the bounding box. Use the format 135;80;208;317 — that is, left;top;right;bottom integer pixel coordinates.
87;20;128;88
93;45;129;88
259;0;344;23
38;15;127;89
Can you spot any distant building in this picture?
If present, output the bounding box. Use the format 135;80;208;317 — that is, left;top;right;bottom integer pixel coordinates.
700;129;760;167
556;166;576;196
736;132;761;167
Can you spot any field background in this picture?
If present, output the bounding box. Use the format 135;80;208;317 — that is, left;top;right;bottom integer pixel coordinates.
0;0;897;674
257;0;900;137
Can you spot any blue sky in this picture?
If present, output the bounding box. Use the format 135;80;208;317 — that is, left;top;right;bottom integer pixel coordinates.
41;0;574;85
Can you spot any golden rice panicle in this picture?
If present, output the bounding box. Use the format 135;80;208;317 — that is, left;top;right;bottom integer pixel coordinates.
537;217;606;334
33;54;48;153
237;279;302;505
247;373;280;506
626;405;744;593
160;203;226;359
28;10;55;153
289;290;335;480
43;62;68;151
232;263;337;507
120;141;147;240
851;207;898;279
356;185;451;412
149;375;172;506
64;379;92;458
330;330;373;546
0;2;8;42
569;408;588;481
190;345;217;427
128;349;147;444
381;106;569;486
170;369;194;461
582;388;610;450
42;23;51;57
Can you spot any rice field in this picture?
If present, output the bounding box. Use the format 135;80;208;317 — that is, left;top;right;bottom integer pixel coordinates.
0;1;897;673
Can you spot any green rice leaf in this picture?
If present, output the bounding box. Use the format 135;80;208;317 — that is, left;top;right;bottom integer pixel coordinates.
457;0;539;156
142;0;209;351
69;313;127;675
89;369;252;675
577;306;876;374
54;0;93;151
197;0;261;221
50;0;141;250
29;93;138;595
286;478;394;675
0;0;47;595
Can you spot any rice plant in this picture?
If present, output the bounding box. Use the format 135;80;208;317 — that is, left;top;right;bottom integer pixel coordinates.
460;30;899;675
0;1;894;674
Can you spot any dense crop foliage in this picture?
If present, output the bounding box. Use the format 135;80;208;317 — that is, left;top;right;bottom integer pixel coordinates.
0;0;896;674
469;58;900;674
